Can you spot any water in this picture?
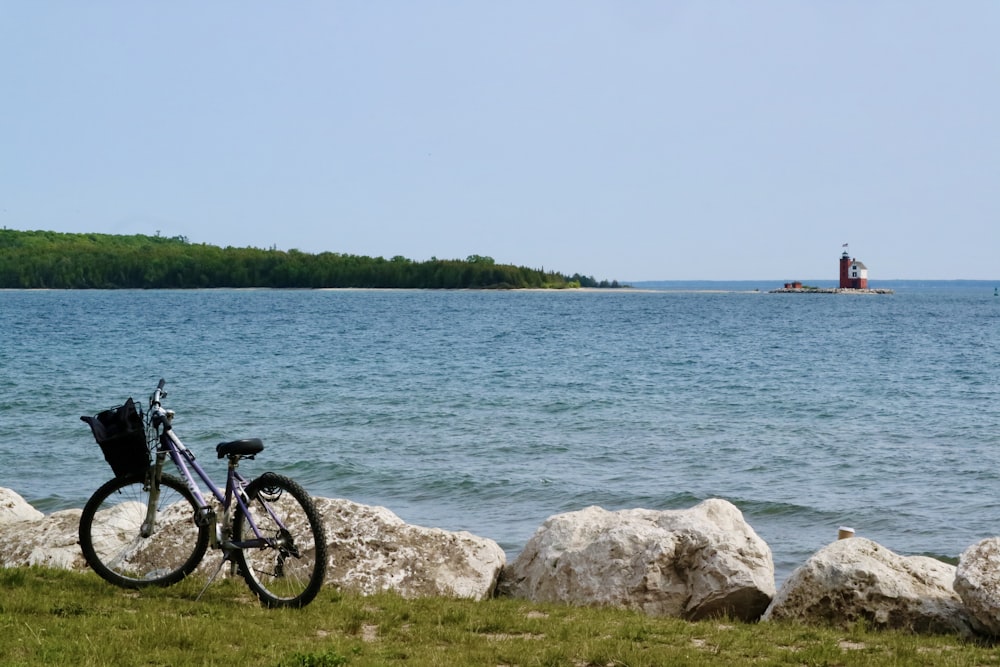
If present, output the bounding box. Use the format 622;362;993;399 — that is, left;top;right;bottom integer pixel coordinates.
2;285;999;583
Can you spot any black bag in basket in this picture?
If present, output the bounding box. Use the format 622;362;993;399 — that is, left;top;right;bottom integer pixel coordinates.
81;397;150;477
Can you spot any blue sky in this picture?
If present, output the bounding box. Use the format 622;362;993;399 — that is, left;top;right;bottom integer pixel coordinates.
2;2;997;281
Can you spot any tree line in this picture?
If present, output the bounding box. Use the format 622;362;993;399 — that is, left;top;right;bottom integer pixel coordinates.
0;229;623;290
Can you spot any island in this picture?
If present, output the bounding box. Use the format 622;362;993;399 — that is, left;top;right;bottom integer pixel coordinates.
0;229;624;290
769;249;894;294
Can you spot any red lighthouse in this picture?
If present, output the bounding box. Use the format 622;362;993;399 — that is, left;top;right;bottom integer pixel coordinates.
839;251;869;289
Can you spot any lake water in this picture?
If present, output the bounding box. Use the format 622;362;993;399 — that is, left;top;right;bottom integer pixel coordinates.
2;283;999;583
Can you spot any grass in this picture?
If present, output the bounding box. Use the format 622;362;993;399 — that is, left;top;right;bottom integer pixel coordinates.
2;567;999;667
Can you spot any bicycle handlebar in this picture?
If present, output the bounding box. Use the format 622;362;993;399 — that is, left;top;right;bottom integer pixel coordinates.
151;378;167;408
150;378;171;431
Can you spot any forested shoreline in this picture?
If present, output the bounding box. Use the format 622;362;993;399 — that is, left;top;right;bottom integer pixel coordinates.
0;229;622;290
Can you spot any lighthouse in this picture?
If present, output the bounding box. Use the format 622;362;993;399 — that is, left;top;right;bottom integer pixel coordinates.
839;251;869;289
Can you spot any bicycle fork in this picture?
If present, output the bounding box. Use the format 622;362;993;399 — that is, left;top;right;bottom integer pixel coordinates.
139;457;167;538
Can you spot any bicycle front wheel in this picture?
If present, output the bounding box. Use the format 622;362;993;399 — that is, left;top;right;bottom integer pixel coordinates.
233;472;328;608
78;472;209;588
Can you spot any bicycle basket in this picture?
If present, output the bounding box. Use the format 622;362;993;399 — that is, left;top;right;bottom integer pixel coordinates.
81;397;150;477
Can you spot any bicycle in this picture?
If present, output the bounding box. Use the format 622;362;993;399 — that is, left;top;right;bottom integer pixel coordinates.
78;379;328;608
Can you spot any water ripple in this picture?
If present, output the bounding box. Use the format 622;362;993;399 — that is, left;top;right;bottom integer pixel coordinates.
2;286;999;583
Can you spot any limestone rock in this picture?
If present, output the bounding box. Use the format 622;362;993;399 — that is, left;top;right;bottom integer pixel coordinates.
955;537;1000;636
0;487;504;602
0;487;44;525
763;537;977;635
314;497;505;600
499;499;775;620
0;509;87;570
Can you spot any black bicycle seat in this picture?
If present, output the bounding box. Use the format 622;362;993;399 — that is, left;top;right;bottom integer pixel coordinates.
216;438;264;459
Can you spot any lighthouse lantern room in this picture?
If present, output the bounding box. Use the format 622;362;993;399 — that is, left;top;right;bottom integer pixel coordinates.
839;251;869;289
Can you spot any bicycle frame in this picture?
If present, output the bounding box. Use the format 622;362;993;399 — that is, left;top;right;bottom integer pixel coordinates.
146;414;279;554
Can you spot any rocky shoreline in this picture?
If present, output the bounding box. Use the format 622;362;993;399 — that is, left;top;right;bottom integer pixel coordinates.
3;487;1000;637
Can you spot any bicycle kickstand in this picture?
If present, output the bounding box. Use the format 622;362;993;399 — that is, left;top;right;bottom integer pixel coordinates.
195;545;239;602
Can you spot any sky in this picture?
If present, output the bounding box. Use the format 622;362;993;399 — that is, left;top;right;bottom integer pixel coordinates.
2;3;998;282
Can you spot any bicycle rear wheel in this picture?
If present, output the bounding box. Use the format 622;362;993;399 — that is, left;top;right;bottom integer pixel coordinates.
79;472;209;588
233;472;328;608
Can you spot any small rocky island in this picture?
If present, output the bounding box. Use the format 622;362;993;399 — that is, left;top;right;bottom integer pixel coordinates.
770;249;894;294
769;285;894;294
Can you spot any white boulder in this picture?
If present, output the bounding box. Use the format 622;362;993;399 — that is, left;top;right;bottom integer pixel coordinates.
0;487;44;525
955;537;1000;636
314;497;505;600
763;537;978;635
0;508;87;570
0;487;505;601
499;499;775;620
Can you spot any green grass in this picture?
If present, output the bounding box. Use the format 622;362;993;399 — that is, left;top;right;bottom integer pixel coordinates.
1;567;998;666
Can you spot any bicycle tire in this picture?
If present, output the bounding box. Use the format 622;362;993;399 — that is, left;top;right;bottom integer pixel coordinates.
233;472;328;608
79;472;209;588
